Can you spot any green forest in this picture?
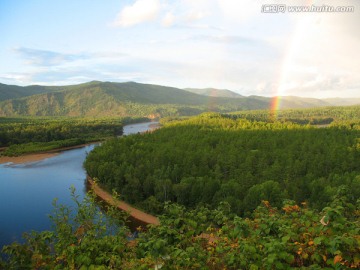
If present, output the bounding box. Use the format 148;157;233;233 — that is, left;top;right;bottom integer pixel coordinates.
1;106;360;269
0;117;147;156
84;112;360;215
230;105;360;124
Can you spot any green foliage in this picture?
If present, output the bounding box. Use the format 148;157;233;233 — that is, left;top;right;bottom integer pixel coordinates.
2;139;85;156
1;188;359;269
243;180;285;214
0;116;147;155
0;117;123;146
85;113;360;214
231;105;360;124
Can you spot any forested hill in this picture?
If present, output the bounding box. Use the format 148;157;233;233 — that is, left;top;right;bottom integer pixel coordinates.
0;81;359;117
184;87;243;98
0;82;63;101
0;81;268;117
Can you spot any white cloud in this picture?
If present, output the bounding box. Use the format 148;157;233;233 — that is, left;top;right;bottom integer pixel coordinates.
274;3;360;98
217;0;262;22
162;12;175;27
13;47;126;68
2;0;359;98
185;10;209;22
14;47;90;66
112;0;160;27
159;0;214;28
0;73;33;85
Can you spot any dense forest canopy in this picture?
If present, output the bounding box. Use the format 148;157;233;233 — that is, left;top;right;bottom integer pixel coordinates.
160;105;360;126
230;105;360;124
84;112;360;215
0;116;147;156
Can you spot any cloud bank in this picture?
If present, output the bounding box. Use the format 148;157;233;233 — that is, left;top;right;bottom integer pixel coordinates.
0;0;359;98
112;0;160;27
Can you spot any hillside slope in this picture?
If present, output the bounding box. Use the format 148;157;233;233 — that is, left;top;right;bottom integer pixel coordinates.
0;83;63;101
0;81;356;117
184;88;243;98
0;81;269;117
249;95;331;109
324;97;360;106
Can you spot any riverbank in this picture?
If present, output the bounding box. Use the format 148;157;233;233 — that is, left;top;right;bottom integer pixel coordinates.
87;177;160;226
0;142;97;164
0;122;161;165
0;152;59;164
148;122;160;131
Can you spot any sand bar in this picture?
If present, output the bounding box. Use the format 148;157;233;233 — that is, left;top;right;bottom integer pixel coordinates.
0;142;99;164
0;152;59;164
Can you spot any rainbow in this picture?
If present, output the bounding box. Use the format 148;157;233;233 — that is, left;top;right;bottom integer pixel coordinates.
270;96;281;120
269;0;316;120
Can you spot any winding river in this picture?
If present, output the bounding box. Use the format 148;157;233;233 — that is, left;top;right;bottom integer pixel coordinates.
0;122;157;249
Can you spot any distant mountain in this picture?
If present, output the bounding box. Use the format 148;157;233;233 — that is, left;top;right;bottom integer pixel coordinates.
0;83;63;101
0;81;268;117
0;81;357;118
278;96;330;108
249;95;331;109
324;98;360;106
184;88;243;98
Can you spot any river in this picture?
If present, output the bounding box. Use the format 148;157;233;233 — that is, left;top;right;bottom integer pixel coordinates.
0;122;157;249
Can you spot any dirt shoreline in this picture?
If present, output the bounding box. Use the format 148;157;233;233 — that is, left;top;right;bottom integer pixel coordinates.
87;177;160;226
0;142;98;164
0;152;59;164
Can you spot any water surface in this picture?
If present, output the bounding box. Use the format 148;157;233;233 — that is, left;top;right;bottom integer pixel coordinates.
0;122;156;248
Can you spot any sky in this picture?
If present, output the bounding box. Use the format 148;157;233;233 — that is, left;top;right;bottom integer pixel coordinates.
0;0;359;98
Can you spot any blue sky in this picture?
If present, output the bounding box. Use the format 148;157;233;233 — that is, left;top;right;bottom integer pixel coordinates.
0;0;359;98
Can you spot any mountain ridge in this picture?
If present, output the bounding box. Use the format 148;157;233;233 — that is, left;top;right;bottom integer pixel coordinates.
184;88;243;98
0;81;359;117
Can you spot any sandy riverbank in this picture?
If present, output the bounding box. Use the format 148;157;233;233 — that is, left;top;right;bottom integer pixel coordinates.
0;142;98;165
0;152;59;164
87;177;160;226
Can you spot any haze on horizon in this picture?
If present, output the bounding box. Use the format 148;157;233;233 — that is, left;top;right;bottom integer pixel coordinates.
0;0;359;99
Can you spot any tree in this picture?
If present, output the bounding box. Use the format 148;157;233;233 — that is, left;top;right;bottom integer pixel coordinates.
243;180;285;213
